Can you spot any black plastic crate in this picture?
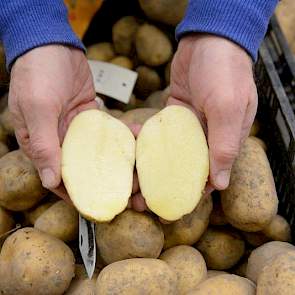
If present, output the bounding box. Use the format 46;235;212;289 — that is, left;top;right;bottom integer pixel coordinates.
264;16;295;110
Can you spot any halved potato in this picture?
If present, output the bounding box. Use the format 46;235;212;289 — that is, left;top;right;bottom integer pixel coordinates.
62;110;136;222
136;105;209;221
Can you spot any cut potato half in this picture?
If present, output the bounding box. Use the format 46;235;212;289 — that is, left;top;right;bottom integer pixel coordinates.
136;105;209;221
62;110;136;222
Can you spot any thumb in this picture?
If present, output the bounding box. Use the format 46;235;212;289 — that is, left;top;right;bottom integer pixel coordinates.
25;103;61;189
205;99;244;190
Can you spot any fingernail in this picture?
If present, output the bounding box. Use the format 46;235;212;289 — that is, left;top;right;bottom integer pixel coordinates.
216;170;230;189
40;168;56;189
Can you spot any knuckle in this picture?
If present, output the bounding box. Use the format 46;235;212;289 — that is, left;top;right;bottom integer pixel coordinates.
214;144;240;163
30;140;54;162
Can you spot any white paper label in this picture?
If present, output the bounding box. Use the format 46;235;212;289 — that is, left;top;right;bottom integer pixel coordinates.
88;60;138;104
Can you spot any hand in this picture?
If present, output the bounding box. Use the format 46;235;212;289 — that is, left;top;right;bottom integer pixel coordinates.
169;34;258;191
9;45;97;197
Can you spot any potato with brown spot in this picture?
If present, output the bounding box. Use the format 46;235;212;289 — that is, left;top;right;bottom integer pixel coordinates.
86;43;115;61
163;195;212;249
34;200;78;242
262;214;291;242
257;251;295;295
96;210;164;264
0;150;47;211
135;24;173;66
221;137;278;232
0;227;75;295
160;245;207;294
246;241;295;283
187;274;256;295
138;0;188;26
135;66;161;98
112;16;140;55
96;258;178;295
196;227;245;270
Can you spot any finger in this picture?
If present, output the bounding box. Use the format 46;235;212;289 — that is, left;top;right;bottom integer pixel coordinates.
203;183;215;197
24;100;61;189
205;97;245;190
131;192;147;212
51;184;73;205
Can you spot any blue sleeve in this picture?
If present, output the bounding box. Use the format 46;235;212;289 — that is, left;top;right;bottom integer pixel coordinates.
176;0;278;61
0;0;84;68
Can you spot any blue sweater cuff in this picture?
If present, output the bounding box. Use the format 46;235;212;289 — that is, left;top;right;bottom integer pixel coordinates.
176;0;278;61
0;0;85;69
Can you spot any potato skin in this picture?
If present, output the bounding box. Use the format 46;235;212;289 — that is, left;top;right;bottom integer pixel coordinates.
0;107;14;135
196;227;245;270
138;0;188;26
0;142;8;158
144;88;169;110
0;227;75;295
135;66;161;98
0;206;14;235
207;270;229;278
96;210;164;264
96;258;178;295
163;195;212;249
221;137;278;232
257;251;295;295
210;197;228;226
135;24;172;66
242;231;270;247
187;274;256;295
86;42;115;61
110;56;133;69
25;200;56;225
262;214;291;242
246;241;295;283
160;245;207;294
0;150;47;211
112;16;140;56
34;200;78;242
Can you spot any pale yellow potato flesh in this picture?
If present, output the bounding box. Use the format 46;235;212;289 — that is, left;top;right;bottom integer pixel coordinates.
136;105;209;221
62;110;136;222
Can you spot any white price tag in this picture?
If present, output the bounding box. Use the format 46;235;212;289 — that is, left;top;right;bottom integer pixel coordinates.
88;60;138;104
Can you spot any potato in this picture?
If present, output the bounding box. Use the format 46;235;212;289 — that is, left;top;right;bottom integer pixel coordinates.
120;108;159;126
112;16;140;56
249;119;260;136
138;0;188;26
165;61;171;85
232;259;248;278
110;56;133;69
210;197;228;226
0;124;7;143
107;109;123;119
86;42;115;61
144;88;169;109
0;206;14;236
187;274;256;295
246;241;295;283
196;227;245;270
249;136;267;151
96;258;178;294
0;227;75;295
262;214;291;242
62;110;136;222
0;107;14;135
96;210;164;264
221;137;278;232
135;24;173;66
0;142;8;158
25;199;56;225
160;245;207;294
0;150;47;211
135;66;161;98
163;195;212;249
65;264;99;295
207;270;229;278
34;200;78;242
137;106;209;221
257;251;295;295
242;231;270;247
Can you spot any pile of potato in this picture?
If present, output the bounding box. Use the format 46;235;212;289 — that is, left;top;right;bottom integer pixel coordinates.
0;1;294;294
